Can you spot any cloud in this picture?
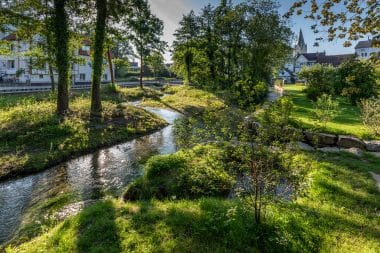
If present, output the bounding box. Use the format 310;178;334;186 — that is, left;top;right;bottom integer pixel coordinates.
148;0;193;62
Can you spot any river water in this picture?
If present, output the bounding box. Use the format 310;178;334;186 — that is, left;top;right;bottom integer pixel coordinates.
0;107;182;244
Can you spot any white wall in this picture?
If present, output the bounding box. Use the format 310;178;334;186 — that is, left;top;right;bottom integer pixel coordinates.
355;47;380;60
0;38;113;85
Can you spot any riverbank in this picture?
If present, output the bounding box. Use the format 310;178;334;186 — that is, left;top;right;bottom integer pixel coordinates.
6;149;380;252
0;88;167;181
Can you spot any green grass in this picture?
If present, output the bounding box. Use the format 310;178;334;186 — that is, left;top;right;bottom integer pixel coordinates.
0;90;167;180
6;151;380;252
102;85;162;102
284;84;377;139
141;85;227;115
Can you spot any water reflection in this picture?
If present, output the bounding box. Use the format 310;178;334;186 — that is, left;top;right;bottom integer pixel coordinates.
0;108;182;244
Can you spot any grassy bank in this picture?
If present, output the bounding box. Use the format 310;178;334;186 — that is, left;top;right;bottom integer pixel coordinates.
0;88;167;181
284;84;377;139
6;150;380;252
141;85;227;115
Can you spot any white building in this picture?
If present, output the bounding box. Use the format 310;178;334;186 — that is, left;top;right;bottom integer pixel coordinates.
0;33;113;85
355;39;380;60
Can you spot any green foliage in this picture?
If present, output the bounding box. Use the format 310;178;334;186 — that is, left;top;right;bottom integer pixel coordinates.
231;80;269;107
145;52;165;78
123;144;236;200
287;0;379;47
336;59;378;104
172;0;292;106
262;97;294;128
313;94;340;129
298;64;336;101
360;97;380;135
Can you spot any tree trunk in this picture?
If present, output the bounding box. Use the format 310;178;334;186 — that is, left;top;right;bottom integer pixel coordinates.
90;0;107;120
107;46;115;85
49;64;55;91
53;0;70;116
139;54;143;89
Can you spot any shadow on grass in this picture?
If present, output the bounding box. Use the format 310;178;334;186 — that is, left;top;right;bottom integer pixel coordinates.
125;199;315;252
75;200;121;253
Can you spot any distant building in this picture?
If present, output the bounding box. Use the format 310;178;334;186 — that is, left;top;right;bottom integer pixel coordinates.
0;33;113;85
278;29;355;82
129;61;139;72
294;52;355;73
355;39;380;59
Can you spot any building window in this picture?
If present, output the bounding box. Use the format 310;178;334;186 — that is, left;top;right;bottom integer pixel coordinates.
103;74;108;80
7;60;15;69
79;73;86;81
39;74;44;79
10;44;15;52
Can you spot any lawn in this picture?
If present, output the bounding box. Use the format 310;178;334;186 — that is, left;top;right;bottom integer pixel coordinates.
6;150;380;252
284;84;377;140
141;85;227;115
0;88;167;181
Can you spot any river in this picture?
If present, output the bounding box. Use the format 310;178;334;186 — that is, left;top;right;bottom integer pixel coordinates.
0;107;182;244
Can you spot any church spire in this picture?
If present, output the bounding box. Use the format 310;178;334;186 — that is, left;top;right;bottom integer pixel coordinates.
298;29;305;47
295;29;307;55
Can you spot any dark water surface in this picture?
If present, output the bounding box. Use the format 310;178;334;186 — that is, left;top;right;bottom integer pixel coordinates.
0;107;181;244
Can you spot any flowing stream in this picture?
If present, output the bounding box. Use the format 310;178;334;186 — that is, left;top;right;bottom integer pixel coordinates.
0;107;182;245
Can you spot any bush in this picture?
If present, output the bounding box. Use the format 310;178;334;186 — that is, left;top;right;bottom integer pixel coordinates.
336;60;378;104
231;79;269;107
298;64;336;100
360;98;380;135
123;145;236;200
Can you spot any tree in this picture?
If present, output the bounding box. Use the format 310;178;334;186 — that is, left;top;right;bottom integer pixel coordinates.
127;1;165;88
298;64;337;100
172;0;292;105
53;0;70;116
313;94;340;129
173;11;201;85
145;52;165;79
360;98;380;135
286;0;380;47
337;59;378;104
90;0;107;120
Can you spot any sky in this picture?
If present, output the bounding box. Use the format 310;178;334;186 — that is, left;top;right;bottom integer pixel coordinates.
148;0;358;63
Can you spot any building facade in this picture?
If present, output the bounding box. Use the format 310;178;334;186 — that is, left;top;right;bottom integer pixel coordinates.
0;33;113;85
355;39;380;60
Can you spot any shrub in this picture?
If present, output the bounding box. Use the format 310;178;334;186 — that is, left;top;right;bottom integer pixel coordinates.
360;98;380;135
231;79;269;107
313;94;340;129
123;145;236;200
336;60;378;104
298;64;336;100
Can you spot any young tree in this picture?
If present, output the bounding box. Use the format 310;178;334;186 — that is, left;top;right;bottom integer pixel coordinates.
173;11;200;85
313;94;340;129
145;52;165;79
127;1;165;88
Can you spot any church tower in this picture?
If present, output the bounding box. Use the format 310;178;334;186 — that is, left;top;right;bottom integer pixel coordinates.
294;29;307;55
